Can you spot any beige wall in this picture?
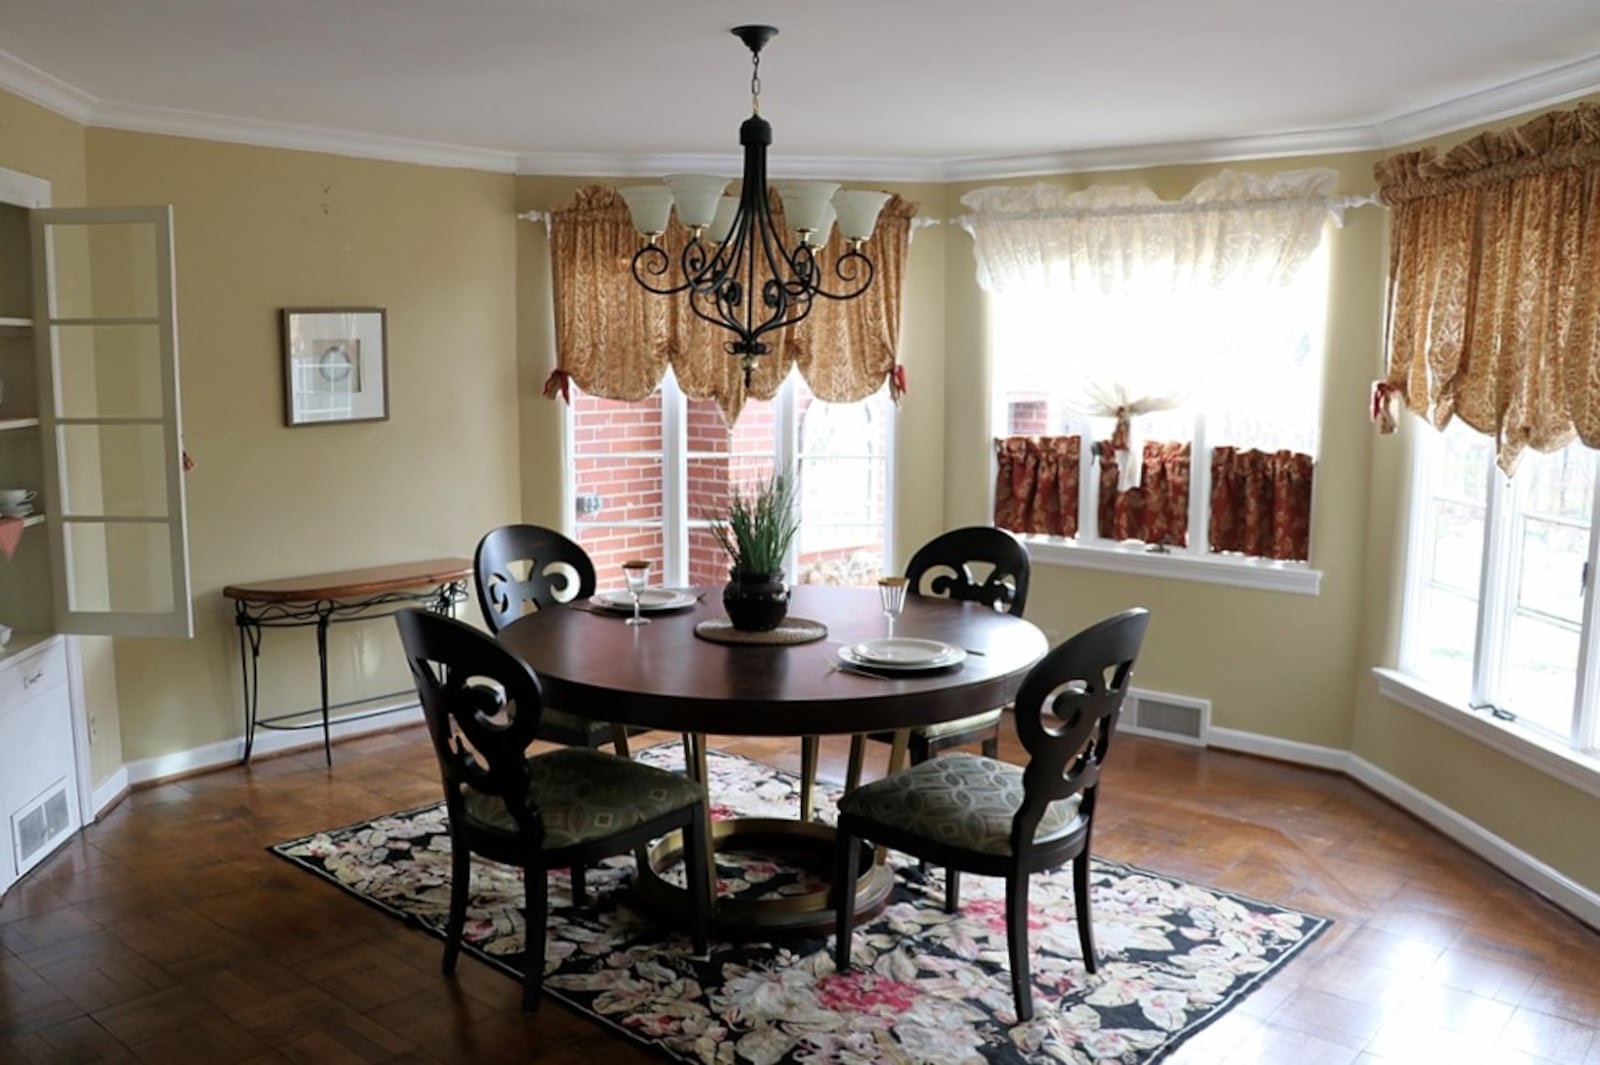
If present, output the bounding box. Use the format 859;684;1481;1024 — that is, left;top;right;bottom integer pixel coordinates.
83;129;519;764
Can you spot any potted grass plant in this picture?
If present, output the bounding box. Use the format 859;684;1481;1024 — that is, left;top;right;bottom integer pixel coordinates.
708;472;800;631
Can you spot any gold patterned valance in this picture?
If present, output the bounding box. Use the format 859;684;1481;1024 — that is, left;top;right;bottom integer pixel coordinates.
1376;102;1600;474
547;185;917;422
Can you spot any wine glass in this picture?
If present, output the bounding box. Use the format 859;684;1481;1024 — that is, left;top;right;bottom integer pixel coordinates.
622;559;652;626
878;576;908;639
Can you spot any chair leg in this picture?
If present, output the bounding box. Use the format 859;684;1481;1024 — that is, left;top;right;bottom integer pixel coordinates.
800;736;819;822
908;732;930;765
845;735;867;793
570;863;588;906
683;810;711;956
1005;872;1034;1024
1074;852;1097;973
523;866;548;1012
443;839;471;976
944;869;961;914
609;724;632;758
833;830;862;973
981;733;999;759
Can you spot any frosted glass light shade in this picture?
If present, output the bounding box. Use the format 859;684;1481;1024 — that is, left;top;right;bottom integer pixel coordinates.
619;186;674;236
803;202;836;248
833;189;891;242
665;174;731;229
708;196;740;244
775;181;841;239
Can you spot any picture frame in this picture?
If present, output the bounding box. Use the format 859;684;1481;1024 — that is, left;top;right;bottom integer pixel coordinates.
280;307;389;427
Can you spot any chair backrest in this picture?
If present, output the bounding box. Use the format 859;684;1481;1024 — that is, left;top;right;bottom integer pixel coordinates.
1010;608;1150;855
904;526;1031;616
474;524;598;634
394;609;545;834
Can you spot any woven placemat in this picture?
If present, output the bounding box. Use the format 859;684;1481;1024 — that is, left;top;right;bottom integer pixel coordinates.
694;616;828;646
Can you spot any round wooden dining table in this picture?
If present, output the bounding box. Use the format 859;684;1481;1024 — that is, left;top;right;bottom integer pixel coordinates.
497;583;1048;936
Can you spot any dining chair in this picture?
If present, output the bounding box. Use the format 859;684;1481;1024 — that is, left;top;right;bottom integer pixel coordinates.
474;524;636;753
842;525;1033;790
394;608;711;1012
474;523;698;902
832;607;1150;1023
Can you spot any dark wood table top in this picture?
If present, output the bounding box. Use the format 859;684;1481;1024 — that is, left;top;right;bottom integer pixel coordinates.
496;584;1048;737
222;557;473;604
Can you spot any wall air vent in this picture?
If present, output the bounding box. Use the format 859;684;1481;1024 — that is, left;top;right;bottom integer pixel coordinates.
13;780;74;874
1120;687;1210;746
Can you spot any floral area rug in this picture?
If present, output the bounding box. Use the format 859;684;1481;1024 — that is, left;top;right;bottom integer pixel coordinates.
270;743;1328;1064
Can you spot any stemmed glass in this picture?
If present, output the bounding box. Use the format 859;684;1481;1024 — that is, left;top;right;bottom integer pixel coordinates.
878;576;908;639
622;559;652;626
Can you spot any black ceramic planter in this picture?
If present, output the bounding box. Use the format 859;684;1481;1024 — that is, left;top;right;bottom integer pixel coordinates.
723;573;790;631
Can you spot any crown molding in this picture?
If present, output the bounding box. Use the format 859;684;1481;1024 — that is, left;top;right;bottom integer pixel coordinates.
0;47;95;123
939;124;1384;181
88;102;519;173
511;151;947;184
1;43;1596;181
1372;52;1600;149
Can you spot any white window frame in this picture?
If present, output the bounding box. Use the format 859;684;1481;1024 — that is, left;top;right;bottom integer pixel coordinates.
561;369;896;587
983;297;1324;598
1381;426;1600;799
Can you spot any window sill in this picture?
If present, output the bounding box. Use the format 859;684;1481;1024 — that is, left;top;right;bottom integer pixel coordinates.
1373;668;1600;802
1021;537;1321;596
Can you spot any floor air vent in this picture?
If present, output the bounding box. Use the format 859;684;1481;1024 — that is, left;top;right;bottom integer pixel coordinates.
1120;688;1210;746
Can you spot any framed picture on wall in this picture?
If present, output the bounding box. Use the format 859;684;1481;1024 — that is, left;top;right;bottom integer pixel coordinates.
281;307;389;426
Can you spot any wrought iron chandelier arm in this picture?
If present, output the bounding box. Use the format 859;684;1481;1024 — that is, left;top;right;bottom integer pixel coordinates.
805;246;877;301
629;243;694;296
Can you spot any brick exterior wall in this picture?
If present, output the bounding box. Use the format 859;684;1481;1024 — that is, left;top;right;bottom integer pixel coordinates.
572;384;886;591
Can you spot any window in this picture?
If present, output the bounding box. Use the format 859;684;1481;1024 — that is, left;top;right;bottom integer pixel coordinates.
987;241;1329;591
1396;421;1600;773
568;371;892;590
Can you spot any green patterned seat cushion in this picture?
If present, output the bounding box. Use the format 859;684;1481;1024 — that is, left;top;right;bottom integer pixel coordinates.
838;752;1083;857
462;747;701;849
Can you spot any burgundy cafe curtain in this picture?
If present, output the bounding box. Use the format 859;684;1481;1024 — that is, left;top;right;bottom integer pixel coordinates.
1097;441;1190;547
546;186;918;423
1209;447;1313;561
993;436;1079;538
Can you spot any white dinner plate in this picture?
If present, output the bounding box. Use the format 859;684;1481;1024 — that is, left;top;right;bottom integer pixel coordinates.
589;589;698;613
839;639;966;672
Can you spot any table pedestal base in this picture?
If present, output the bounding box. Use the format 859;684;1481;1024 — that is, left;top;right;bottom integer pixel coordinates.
636;817;894;939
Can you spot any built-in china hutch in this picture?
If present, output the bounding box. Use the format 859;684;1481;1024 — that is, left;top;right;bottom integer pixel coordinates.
0;164;191;899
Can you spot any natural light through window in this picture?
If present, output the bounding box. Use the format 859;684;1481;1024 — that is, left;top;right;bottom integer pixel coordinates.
1395;419;1600;778
567;371;892;591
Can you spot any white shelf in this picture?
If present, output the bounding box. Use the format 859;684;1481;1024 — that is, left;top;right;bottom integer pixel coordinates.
0;316;31;330
21;514;42;528
0;417;39;431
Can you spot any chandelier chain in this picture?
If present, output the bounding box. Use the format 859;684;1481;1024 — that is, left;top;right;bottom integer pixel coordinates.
750;50;762;115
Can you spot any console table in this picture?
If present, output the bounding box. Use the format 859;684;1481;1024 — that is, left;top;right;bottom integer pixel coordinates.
224;558;472;766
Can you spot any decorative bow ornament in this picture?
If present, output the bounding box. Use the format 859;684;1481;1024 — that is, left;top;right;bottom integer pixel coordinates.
1068;382;1181;491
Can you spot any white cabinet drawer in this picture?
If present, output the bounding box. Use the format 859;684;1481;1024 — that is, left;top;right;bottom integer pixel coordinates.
0;639;67;711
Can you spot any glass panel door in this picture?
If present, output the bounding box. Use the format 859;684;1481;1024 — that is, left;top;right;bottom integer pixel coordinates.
31;206;192;638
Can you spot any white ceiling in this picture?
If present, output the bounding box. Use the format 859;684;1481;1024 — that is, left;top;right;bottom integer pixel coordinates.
2;0;1599;179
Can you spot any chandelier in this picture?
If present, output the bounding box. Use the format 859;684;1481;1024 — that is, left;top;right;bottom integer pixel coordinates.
619;25;890;387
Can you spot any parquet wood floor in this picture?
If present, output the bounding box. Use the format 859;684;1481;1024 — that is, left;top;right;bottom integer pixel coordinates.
3;725;1598;1064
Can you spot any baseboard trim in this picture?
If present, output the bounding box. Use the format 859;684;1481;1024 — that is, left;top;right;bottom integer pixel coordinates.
123;702;424;787
1205;726;1600;930
90;767;130;820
